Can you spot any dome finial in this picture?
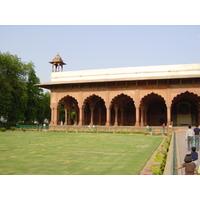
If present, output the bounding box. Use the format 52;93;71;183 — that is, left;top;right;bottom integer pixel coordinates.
49;54;66;72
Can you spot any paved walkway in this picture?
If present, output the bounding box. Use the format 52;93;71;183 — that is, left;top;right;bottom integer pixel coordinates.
176;129;199;175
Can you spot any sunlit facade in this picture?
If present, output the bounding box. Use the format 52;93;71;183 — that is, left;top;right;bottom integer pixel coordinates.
36;55;200;127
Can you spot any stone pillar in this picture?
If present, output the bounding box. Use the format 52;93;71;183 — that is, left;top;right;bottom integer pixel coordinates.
64;109;68;125
52;64;54;72
58;64;61;72
141;106;144;127
167;106;171;126
50;107;55;125
74;108;78;125
98;108;101;125
144;106;147;126
135;89;140;127
55;64;58;72
78;106;83;126
120;107;124;126
67;108;71;125
114;104;118;126
135;106;140;126
106;107;111;126
56;107;60;125
90;106;94;125
166;89;171;127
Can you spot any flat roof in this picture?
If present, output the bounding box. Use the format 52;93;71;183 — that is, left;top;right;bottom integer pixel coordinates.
36;63;200;89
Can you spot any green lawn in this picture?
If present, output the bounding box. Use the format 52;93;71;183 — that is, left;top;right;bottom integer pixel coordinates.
0;131;163;175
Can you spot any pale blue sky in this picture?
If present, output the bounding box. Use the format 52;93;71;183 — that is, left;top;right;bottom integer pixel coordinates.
1;25;200;84
1;0;200;195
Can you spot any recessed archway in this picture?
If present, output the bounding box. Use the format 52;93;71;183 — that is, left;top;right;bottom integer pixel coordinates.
110;93;135;126
57;95;79;125
171;91;200;126
140;93;167;126
83;95;106;125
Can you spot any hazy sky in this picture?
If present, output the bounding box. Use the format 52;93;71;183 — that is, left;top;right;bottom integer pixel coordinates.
1;25;200;84
1;1;200;195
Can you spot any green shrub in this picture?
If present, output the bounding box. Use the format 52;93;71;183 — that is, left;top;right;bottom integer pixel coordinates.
162;141;170;148
47;130;66;133
67;130;76;133
131;131;150;135
150;154;165;175
167;135;172;143
0;127;6;132
152;132;162;136
142;131;150;135
97;131;113;134
10;127;16;131
150;166;162;175
150;136;172;175
115;131;130;134
86;131;96;133
153;155;165;167
159;148;167;157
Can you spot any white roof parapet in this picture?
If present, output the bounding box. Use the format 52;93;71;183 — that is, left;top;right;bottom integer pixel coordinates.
50;63;200;84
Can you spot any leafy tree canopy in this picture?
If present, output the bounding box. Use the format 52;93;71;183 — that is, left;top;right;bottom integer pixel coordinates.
0;52;50;124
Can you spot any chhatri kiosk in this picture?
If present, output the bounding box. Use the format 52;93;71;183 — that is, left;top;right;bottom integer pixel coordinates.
37;54;200;128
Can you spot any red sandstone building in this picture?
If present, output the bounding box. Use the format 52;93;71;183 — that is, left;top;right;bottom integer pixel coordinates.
37;54;200;128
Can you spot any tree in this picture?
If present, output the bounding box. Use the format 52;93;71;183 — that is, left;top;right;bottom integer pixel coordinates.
36;91;51;124
24;64;43;123
25;63;51;124
0;52;28;122
0;52;51;124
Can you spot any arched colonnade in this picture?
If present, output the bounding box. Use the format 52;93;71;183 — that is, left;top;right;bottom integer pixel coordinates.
50;91;200;127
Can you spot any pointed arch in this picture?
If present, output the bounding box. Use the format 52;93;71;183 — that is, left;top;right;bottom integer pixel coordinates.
171;91;200;126
171;91;199;105
83;94;106;125
140;92;167;126
140;92;166;106
110;93;134;107
110;93;135;126
83;94;106;107
57;95;79;125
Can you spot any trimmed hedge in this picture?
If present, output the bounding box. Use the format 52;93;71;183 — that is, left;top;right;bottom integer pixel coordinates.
44;129;168;137
150;135;172;175
0;127;6;132
10;127;17;131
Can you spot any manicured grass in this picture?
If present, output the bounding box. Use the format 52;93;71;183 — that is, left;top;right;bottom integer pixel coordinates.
0;131;163;175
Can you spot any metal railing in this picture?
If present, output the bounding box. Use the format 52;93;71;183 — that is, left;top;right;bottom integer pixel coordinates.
16;124;172;133
48;125;169;133
163;131;176;175
171;132;176;175
18;125;49;129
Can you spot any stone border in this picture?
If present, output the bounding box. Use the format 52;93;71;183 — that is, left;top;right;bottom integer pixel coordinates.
140;137;166;175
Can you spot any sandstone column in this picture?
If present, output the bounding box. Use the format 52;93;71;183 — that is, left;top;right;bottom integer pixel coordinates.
120;107;124;126
90;106;94;125
167;106;171;126
114;104;118;126
50;107;55;125
98;108;101;125
106;107;111;126
56;107;60;125
79;106;83;126
135;106;140;126
64;108;68;125
141;106;144;127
